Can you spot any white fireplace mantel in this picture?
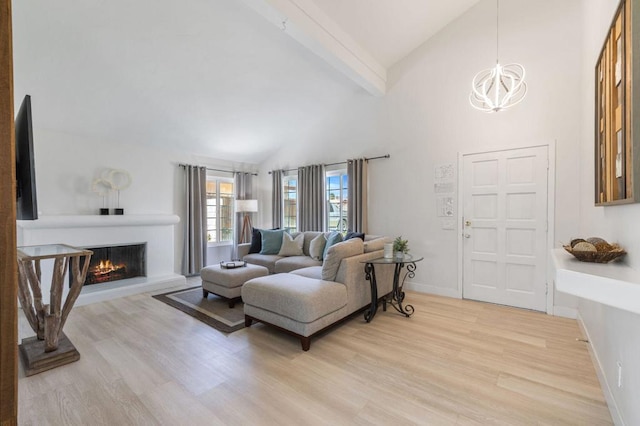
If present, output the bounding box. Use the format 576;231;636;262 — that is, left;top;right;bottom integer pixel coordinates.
551;248;640;315
17;214;180;230
17;214;185;306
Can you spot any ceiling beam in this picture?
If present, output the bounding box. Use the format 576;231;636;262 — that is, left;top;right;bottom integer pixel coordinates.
239;0;387;96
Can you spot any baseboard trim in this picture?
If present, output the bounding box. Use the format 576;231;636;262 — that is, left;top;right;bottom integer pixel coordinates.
552;306;578;319
75;274;187;306
577;313;624;426
405;281;460;298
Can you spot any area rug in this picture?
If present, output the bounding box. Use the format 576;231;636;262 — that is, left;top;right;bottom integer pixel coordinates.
152;286;245;333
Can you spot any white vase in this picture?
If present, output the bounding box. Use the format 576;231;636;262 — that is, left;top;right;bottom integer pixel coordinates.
384;243;393;259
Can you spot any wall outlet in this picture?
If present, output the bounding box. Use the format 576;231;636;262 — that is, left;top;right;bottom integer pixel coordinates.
617;361;623;388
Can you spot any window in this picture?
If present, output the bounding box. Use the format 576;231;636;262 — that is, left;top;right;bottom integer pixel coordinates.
326;170;348;233
206;177;234;244
281;169;348;233
283;174;298;233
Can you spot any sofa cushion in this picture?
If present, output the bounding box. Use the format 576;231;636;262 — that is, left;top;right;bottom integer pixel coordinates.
309;233;327;261
242;274;347;323
290;266;322;280
321;238;364;281
260;229;285;254
275;256;322;274
243;253;283;274
278;232;304;256
323;231;343;260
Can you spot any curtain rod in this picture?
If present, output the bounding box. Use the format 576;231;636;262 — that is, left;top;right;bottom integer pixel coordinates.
268;154;390;174
178;163;258;176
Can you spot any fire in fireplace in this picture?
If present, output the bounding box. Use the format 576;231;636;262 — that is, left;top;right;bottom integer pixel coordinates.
72;243;147;286
90;259;128;284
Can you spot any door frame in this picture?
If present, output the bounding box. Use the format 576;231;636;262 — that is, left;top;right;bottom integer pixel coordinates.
1;0;18;422
456;141;556;314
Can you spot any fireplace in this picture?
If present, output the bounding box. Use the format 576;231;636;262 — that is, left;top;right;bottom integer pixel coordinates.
72;243;147;286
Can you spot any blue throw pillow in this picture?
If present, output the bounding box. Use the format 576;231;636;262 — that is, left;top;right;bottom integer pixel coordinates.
323;231;344;260
260;229;285;255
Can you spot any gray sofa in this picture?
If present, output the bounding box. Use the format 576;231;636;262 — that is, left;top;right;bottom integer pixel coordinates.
237;231;325;274
238;232;394;350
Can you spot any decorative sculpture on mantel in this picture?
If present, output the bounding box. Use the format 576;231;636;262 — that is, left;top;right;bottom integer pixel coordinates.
91;168;132;215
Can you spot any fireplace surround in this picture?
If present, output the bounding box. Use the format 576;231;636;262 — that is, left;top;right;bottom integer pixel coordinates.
17;214;185;305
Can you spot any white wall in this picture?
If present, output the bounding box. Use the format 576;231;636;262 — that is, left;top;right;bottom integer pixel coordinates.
578;0;640;424
34;129;177;216
258;0;583;307
31;128;255;273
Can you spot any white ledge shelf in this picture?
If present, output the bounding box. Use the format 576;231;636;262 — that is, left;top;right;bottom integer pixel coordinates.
552;248;640;315
17;214;180;229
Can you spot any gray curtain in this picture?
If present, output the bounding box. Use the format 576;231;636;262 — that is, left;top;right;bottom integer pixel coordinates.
272;169;283;229
182;165;207;276
348;158;368;233
298;164;325;231
234;172;253;257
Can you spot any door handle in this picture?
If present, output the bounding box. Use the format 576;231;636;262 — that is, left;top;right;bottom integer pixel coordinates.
464;234;471;238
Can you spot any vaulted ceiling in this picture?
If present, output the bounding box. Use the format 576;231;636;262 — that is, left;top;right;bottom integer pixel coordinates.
313;0;480;68
12;0;480;164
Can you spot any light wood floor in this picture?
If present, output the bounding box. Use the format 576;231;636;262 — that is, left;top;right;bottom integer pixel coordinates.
17;282;612;425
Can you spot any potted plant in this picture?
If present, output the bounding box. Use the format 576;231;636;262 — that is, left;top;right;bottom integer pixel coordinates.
393;236;409;259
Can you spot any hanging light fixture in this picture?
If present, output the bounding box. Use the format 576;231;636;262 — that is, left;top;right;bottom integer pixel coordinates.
469;0;527;112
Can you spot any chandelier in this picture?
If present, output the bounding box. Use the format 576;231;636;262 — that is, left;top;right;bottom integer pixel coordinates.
469;0;527;112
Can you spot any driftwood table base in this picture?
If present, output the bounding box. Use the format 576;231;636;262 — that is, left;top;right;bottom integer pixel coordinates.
17;244;92;376
19;332;80;377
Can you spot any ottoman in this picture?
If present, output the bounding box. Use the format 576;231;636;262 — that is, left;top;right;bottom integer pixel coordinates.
200;263;269;308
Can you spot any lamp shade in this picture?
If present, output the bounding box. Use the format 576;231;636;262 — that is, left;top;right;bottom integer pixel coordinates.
235;199;258;213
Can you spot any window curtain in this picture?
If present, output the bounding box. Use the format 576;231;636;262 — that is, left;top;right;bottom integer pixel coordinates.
272;169;283;229
298;164;325;231
234;172;253;257
182;165;207;276
347;158;368;233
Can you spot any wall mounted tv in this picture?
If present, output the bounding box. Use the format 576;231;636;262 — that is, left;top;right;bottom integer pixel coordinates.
15;94;38;220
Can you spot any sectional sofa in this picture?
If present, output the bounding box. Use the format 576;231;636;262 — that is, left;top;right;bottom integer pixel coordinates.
237;231;394;350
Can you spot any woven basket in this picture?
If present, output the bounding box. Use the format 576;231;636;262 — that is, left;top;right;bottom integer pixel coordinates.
563;245;626;263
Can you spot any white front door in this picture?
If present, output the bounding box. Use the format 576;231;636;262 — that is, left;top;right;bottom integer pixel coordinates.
462;146;548;311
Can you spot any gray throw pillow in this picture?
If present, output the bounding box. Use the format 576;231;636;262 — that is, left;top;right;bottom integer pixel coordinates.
321;238;364;281
309;233;327;261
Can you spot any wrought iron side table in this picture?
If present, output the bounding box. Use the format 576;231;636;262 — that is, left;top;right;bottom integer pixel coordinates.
361;254;423;322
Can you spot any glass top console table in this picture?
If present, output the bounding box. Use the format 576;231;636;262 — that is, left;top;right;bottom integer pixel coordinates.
361;254;423;322
17;244;93;376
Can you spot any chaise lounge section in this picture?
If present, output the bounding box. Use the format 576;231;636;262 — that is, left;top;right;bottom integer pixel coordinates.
241;235;393;350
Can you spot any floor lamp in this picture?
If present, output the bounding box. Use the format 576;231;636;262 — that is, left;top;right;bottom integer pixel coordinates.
236;199;258;244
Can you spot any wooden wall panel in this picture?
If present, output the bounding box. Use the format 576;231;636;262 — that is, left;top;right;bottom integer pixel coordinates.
0;0;18;424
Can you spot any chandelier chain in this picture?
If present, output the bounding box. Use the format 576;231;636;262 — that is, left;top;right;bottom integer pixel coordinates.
496;0;499;64
469;0;527;112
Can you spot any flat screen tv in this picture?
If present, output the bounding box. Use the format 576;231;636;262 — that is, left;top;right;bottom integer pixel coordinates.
15;94;38;220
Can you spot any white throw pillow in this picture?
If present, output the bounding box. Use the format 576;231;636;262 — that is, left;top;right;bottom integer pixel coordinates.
278;232;304;256
309;233;327;260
